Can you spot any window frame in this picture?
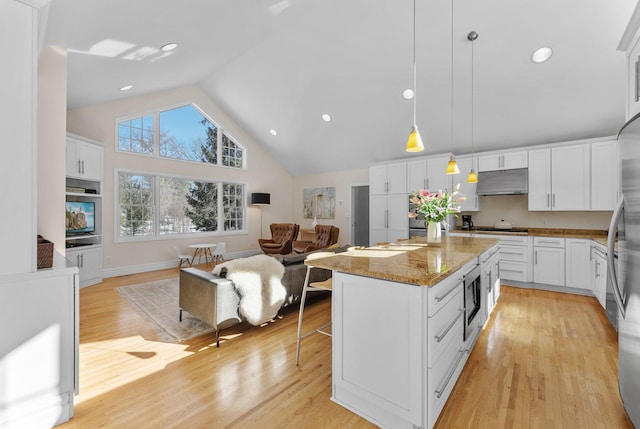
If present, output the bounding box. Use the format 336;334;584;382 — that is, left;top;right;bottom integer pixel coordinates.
114;102;247;170
114;168;248;243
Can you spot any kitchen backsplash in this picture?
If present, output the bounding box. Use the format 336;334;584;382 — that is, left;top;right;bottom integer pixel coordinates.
457;195;613;230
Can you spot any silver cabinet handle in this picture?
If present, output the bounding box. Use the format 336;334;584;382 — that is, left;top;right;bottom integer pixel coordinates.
77;159;82;174
435;349;465;398
595;260;600;278
552;193;556;208
427;178;430;189
435;281;461;302
423;178;427;189
534;250;538;264
435;309;464;343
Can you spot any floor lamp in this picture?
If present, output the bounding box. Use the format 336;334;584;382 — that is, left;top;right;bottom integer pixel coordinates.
251;193;271;238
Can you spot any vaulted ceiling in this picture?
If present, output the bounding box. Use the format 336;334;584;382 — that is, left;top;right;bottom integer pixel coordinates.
44;0;638;176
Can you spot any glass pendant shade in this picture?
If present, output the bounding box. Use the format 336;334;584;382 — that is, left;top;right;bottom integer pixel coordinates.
446;155;460;174
467;168;478;183
406;125;424;152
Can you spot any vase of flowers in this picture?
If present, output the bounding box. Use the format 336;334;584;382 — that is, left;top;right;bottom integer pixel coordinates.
408;184;465;245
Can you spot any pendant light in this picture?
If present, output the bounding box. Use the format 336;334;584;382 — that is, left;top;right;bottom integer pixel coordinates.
406;0;424;152
445;0;459;174
467;31;478;183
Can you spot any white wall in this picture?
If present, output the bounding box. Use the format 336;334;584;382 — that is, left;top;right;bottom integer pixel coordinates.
292;168;369;246
67;85;294;274
460;195;612;231
37;46;67;254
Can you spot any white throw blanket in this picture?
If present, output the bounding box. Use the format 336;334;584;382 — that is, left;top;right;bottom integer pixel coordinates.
212;255;286;326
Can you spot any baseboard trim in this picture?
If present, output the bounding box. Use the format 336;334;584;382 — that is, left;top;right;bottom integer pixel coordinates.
502;280;594;297
103;250;261;278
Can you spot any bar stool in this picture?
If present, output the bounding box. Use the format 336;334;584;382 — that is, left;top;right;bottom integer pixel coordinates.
296;251;335;366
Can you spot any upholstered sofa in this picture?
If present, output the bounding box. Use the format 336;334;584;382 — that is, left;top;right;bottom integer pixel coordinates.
179;246;349;346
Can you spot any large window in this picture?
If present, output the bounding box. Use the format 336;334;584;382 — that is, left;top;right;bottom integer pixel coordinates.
117;170;245;241
116;104;245;168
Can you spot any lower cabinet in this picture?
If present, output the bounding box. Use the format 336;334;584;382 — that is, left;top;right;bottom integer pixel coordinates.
481;244;500;318
533;237;565;286
67;246;102;287
332;267;474;429
565;238;592;290
591;243;608;309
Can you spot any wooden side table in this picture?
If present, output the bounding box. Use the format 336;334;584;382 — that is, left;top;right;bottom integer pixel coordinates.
299;228;316;241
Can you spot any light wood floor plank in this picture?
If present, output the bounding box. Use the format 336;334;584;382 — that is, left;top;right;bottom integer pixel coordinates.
57;268;633;429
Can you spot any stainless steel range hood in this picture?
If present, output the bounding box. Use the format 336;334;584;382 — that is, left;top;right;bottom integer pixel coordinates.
475;168;528;195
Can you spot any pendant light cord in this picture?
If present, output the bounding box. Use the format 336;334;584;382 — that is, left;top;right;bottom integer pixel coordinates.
451;0;454;149
412;0;417;125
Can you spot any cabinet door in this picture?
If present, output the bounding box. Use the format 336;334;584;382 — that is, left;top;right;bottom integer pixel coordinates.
68;247;102;287
455;156;480;211
369;165;388;195
565;239;591;290
369;195;388;243
551;144;590;211
66;138;104;181
426;155;452;192
407;159;427;193
593;254;607;309
503;151;528;169
387;194;409;242
77;142;104;181
478;151;527;171
386;162;407;194
533;246;565;286
528;148;552;210
591;140;620;211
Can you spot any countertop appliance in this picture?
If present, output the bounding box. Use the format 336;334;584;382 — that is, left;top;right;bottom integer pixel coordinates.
462;215;473;230
608;111;640;427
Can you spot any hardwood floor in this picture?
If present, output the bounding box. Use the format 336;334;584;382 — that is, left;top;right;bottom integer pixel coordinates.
58;267;633;429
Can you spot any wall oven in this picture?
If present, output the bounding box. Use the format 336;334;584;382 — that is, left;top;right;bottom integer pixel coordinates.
463;264;482;341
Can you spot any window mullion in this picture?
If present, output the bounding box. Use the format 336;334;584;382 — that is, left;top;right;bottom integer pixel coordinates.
154;175;160;237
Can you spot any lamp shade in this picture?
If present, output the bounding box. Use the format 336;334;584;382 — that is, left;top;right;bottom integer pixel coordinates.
251;193;271;205
467;169;478;183
446;155;460;174
406;125;424;152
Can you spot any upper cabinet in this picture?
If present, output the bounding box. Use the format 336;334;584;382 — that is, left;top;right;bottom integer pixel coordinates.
477;150;527;172
406;154;452;193
618;5;640;120
66;134;104;181
454;155;480;212
528;144;591;211
591;140;620;211
370;162;406;195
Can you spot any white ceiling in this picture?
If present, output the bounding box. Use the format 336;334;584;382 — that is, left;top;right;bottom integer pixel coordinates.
43;0;638;176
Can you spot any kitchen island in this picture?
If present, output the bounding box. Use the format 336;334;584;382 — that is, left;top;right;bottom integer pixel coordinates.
307;236;499;429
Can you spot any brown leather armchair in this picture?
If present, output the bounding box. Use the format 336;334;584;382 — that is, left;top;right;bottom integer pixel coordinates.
259;223;300;255
293;224;340;254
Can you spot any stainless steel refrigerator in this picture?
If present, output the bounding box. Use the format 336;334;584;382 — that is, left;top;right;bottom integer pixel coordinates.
608;113;640;427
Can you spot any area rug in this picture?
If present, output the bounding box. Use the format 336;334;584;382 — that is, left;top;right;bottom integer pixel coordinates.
117;278;215;342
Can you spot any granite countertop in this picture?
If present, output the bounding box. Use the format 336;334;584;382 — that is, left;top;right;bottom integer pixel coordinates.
306;236;499;287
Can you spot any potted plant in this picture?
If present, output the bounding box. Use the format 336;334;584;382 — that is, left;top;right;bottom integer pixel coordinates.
408;184;465;245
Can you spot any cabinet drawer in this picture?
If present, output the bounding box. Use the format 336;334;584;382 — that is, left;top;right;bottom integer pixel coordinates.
500;260;528;282
533;237;565;248
427;271;464;317
500;245;528;262
427;334;466;429
499;236;528;246
427;289;464;368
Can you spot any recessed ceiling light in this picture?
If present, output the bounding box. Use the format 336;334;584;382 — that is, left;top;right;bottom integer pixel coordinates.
322;113;332;122
531;47;553;63
160;42;178;52
402;89;414;100
120;85;133;91
270;129;278;136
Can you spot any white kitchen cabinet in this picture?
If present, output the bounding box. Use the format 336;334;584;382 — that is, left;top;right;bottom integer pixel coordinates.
499;235;532;283
454;155;480;211
591;243;608;309
591;140;620;211
66;246;103;288
66;134;104;181
369;194;408;244
478;150;528;171
407;155;453;194
370;162;407;195
619;7;640;120
528;144;590;211
533;237;565;286
565;239;591;290
481;244;500;319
